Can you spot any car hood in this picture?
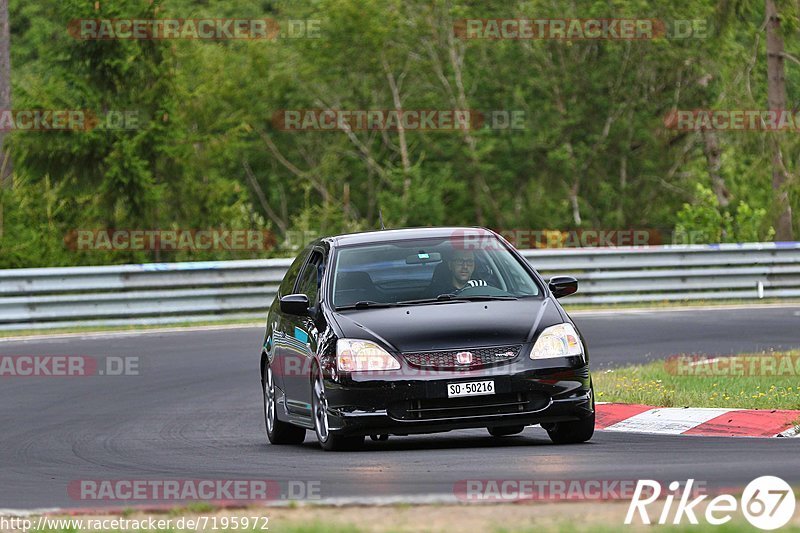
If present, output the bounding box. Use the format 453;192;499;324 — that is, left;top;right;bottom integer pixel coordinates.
330;298;564;353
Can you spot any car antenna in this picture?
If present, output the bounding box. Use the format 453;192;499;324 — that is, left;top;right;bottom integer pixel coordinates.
379;209;386;230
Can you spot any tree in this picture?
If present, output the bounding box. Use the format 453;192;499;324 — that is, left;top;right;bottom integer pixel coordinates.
765;0;794;239
0;0;797;268
0;0;10;241
0;0;9;181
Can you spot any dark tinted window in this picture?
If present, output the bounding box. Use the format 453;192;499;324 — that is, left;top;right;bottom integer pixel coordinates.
278;248;310;297
331;235;541;307
295;250;325;305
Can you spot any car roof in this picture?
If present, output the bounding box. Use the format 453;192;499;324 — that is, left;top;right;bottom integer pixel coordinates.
324;227;495;248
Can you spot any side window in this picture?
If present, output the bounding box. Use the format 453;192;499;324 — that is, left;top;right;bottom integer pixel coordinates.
295;251;325;306
279;249;310;297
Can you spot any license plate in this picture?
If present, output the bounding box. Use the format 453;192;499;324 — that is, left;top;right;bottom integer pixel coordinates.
447;380;495;398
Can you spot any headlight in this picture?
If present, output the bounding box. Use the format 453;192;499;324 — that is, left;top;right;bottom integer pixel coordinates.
530;323;584;360
336;339;401;372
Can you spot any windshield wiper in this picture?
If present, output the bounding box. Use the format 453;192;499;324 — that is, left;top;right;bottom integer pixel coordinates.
339;294;520;310
397;294;467;305
335;300;398;310
398;294;519;306
452;295;518;301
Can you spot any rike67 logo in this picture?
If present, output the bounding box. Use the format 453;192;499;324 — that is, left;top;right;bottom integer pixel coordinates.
626;477;796;530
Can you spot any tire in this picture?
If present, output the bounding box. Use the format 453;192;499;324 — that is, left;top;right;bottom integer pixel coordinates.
544;412;595;444
312;365;364;451
263;361;306;445
488;425;525;437
545;380;595;444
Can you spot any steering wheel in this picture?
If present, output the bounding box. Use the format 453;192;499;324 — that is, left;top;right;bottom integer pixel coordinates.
453;282;515;297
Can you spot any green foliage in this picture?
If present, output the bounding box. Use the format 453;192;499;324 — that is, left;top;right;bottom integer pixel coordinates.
675;184;775;243
0;0;799;267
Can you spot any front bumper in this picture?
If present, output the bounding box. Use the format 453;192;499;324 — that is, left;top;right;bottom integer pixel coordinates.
322;361;593;437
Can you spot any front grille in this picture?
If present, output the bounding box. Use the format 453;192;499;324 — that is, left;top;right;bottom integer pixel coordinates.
403;345;521;370
388;392;550;420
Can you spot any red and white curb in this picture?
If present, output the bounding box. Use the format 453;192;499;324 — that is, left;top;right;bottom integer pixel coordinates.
596;403;800;438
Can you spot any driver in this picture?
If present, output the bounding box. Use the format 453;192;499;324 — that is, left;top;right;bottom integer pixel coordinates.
447;250;488;292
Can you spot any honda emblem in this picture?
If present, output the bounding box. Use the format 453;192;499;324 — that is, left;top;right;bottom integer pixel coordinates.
455;351;473;365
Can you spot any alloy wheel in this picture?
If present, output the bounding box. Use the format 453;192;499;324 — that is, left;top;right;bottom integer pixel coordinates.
313;372;330;442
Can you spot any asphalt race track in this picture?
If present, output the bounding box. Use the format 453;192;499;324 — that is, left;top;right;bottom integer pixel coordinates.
576;305;800;367
1;306;799;510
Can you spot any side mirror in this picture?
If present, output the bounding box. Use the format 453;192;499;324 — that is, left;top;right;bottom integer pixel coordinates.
280;294;310;316
548;276;578;299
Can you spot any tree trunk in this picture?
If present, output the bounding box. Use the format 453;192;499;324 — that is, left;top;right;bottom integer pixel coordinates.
766;0;794;240
0;0;10;241
569;181;582;226
382;56;411;224
701;129;730;208
0;0;10;182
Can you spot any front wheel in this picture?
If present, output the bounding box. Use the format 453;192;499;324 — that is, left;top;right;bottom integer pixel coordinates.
312;365;364;451
543;412;595;444
544;380;595;444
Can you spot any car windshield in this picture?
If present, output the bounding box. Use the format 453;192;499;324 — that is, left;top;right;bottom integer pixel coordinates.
331;234;541;308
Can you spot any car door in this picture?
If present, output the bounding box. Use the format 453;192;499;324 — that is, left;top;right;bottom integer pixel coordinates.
282;247;326;416
270;248;309;405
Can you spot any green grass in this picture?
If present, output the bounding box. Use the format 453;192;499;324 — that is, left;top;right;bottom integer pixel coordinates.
30;499;800;533
594;352;800;410
166;502;216;516
271;524;364;533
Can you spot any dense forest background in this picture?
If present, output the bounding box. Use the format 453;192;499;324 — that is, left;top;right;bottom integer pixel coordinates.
0;0;799;267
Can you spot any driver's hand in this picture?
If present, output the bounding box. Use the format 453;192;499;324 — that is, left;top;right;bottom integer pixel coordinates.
464;279;488;288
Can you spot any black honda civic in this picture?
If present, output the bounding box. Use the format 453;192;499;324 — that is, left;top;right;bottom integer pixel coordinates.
260;227;594;451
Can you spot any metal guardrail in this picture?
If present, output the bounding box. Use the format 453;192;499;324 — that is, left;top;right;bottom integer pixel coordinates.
1;243;799;330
